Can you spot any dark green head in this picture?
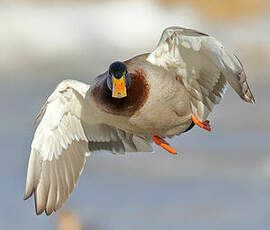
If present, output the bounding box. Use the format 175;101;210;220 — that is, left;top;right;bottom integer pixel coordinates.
107;61;131;99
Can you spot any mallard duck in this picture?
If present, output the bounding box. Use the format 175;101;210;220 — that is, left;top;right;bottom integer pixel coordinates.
25;27;255;215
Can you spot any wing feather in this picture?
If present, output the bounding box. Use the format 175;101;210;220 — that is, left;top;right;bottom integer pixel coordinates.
25;80;90;215
25;79;153;215
147;26;255;120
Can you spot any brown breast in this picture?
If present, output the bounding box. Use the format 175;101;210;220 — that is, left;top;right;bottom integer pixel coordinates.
92;68;149;117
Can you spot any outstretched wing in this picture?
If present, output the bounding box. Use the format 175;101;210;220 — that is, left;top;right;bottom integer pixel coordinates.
24;80;90;215
25;80;153;216
147;26;255;120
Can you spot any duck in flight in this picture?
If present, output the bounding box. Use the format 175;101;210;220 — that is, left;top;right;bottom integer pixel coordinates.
24;26;255;215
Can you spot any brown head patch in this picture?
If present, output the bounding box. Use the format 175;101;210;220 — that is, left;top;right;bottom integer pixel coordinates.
92;69;149;117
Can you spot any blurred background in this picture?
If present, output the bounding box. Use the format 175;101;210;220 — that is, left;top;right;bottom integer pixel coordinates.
1;0;270;229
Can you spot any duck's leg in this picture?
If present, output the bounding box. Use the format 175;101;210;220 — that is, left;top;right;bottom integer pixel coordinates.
191;115;211;131
152;136;177;154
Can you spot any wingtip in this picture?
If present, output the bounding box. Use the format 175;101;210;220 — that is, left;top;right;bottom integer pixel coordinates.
24;194;30;201
250;93;256;104
35;207;54;216
35;210;43;216
35;201;43;216
35;205;46;216
242;97;255;104
24;190;33;200
243;91;256;104
239;71;256;104
34;190;46;216
45;209;53;216
250;97;256;104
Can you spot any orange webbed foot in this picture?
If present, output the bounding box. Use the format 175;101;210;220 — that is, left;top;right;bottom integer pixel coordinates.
191;115;211;131
152;136;177;155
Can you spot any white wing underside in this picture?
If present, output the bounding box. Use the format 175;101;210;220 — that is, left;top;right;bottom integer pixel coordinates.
147;26;255;120
25;79;152;216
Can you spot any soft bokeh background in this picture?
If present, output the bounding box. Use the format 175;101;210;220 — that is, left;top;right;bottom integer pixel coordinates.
1;0;270;229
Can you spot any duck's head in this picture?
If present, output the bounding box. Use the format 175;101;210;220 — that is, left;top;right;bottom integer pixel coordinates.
107;61;131;99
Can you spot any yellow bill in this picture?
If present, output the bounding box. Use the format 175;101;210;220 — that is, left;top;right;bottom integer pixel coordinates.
112;76;127;98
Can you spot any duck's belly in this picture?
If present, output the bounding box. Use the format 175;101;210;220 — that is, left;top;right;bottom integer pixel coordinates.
128;110;192;136
127;73;193;136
